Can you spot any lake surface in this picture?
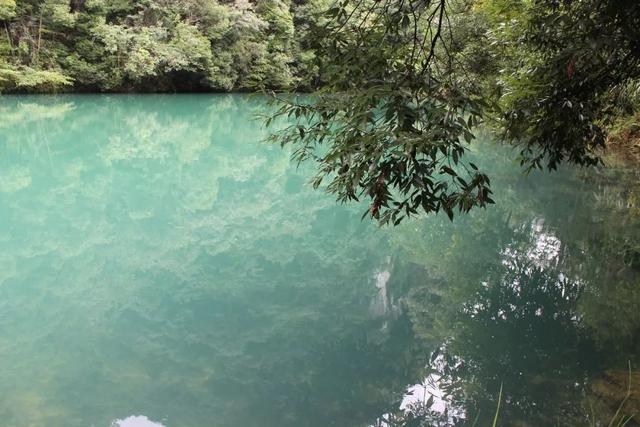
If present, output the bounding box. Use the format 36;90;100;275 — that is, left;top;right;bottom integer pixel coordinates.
0;94;639;427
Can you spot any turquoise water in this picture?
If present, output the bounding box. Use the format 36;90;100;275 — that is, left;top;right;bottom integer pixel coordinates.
1;95;639;427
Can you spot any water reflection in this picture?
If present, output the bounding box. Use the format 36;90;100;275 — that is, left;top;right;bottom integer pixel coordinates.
0;95;639;426
387;168;640;425
112;415;167;427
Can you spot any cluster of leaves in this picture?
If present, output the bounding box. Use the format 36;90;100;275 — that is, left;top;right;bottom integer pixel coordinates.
0;0;16;20
0;65;72;90
499;0;640;171
267;0;495;224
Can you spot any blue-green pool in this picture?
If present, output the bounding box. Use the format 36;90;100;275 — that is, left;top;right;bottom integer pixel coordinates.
1;94;639;426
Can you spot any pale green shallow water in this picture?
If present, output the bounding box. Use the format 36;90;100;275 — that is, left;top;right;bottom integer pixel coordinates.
1;94;640;427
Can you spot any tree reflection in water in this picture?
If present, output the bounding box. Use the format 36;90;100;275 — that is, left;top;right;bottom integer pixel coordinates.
384;180;640;426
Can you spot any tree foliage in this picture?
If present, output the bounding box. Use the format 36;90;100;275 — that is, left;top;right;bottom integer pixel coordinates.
501;0;640;171
267;0;640;223
0;0;16;20
0;0;324;92
267;0;494;224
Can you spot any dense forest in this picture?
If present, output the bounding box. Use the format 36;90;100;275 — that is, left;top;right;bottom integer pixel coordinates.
0;0;326;91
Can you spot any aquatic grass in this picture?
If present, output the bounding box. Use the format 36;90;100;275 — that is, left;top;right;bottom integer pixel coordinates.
605;362;634;427
491;383;503;427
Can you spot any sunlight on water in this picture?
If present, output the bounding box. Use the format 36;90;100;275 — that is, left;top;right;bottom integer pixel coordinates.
111;415;166;427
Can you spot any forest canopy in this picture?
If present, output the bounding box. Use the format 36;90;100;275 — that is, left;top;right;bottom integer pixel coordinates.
0;0;325;91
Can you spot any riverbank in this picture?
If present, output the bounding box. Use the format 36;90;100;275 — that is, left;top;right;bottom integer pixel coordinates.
606;113;640;163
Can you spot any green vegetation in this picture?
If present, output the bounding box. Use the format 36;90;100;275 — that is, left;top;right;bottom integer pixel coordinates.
0;0;328;92
268;0;640;223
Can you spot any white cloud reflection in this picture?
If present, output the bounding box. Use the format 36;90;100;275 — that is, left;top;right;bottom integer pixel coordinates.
111;415;166;427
